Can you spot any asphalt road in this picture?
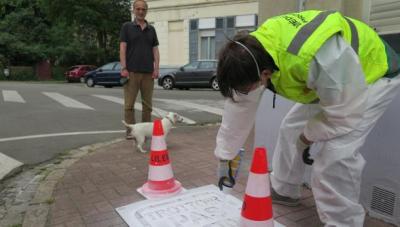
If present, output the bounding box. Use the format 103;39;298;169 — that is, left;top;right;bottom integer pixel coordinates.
0;81;224;165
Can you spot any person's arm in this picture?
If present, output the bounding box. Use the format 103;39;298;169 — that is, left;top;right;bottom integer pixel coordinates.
152;46;160;79
119;23;129;77
215;88;264;160
119;42;128;77
303;35;368;142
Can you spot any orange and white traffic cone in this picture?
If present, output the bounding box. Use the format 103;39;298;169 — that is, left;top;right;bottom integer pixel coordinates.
138;119;182;199
240;147;274;227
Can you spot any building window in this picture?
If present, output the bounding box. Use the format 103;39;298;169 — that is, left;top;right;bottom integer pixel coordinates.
200;36;216;60
227;17;235;28
235;15;256;28
190;19;198;30
216;18;224;29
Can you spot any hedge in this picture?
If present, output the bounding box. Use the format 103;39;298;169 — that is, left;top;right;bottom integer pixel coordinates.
0;66;69;81
0;66;36;81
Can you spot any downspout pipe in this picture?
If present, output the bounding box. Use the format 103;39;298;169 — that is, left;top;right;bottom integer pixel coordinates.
298;0;306;11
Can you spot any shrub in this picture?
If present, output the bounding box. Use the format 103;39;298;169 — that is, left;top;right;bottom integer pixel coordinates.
52;66;69;81
0;66;36;81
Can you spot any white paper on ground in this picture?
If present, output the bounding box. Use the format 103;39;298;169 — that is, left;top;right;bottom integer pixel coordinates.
117;184;285;227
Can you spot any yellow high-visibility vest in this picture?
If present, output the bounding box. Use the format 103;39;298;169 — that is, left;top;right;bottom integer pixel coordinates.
251;10;399;103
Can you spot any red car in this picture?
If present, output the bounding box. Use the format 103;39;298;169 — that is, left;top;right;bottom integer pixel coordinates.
65;65;97;82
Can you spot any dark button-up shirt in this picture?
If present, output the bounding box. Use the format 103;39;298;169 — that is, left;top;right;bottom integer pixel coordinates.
120;20;159;73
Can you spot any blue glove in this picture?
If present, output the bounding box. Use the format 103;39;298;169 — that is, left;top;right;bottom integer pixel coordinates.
218;149;244;190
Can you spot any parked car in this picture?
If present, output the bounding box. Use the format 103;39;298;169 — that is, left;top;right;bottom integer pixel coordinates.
159;65;179;77
83;62;122;88
65;65;97;83
157;60;219;90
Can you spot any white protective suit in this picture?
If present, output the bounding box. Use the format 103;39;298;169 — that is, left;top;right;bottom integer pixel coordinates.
214;35;400;226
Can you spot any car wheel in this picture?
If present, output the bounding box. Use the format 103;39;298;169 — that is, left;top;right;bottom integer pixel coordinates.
211;77;219;91
162;76;174;90
86;77;95;87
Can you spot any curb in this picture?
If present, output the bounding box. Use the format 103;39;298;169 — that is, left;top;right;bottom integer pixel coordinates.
21;138;124;227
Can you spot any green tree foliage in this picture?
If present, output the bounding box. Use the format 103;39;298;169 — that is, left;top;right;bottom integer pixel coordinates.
0;0;51;65
0;0;131;66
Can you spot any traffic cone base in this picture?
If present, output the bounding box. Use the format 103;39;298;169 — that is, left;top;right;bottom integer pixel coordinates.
141;179;182;198
240;217;274;227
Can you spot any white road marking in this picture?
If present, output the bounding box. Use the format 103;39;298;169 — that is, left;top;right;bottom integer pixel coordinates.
2;90;25;103
92;94;124;104
42;92;94;110
93;95;197;124
0;130;124;143
0;152;23;180
154;98;224;116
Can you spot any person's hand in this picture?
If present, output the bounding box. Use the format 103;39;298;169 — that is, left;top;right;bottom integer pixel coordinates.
296;133;314;165
152;69;159;79
121;68;129;77
218;149;244;190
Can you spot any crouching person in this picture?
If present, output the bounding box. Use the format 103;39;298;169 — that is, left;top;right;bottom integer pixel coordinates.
214;10;400;226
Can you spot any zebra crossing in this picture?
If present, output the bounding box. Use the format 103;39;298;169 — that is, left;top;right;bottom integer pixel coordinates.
0;90;224;124
2;90;25;103
0;88;225;178
93;95;198;124
43;92;94;110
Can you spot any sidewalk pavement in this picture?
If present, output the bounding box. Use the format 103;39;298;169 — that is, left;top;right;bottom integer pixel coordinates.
19;125;393;227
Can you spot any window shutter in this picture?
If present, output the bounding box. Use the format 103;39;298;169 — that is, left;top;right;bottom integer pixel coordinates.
370;0;400;34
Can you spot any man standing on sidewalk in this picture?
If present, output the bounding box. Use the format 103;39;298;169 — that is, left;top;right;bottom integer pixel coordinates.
120;0;160;139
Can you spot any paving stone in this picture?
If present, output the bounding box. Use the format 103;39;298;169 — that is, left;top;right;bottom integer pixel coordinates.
22;203;49;227
1;126;396;227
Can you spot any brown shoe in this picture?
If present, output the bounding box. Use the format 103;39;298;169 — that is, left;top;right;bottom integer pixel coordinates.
126;128;134;140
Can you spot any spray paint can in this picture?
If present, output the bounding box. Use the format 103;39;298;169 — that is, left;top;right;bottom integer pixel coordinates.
218;148;245;194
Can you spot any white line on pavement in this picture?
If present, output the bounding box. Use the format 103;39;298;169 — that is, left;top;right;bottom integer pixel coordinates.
93;95;196;124
0;152;23;180
42;92;94;110
154;98;224;116
0;130;124;143
2;90;26;103
92;94;124;104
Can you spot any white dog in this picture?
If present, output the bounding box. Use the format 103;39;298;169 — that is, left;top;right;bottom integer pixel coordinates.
122;112;184;153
